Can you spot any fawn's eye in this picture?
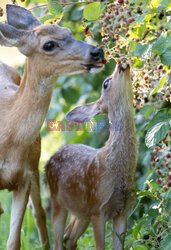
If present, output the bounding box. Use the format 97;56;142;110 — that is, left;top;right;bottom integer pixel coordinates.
103;78;111;89
43;41;58;52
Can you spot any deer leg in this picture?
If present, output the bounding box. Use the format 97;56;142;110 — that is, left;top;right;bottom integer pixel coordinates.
65;217;89;250
30;171;50;249
64;215;77;241
91;215;105;250
51;199;67;250
113;214;127;250
7;179;31;250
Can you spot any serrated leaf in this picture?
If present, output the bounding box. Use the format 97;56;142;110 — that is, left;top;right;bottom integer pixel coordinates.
83;2;101;21
40;14;56;24
138;190;154;199
152;36;166;55
135;43;149;57
130;41;137;52
145;110;171;147
150;75;167;95
47;0;63;15
161;49;171;65
160;234;171;250
140;105;155;118
168;76;171;84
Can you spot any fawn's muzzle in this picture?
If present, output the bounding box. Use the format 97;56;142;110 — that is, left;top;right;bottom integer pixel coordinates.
118;61;129;73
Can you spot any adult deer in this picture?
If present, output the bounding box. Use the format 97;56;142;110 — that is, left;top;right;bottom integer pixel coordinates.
0;4;105;250
46;61;138;250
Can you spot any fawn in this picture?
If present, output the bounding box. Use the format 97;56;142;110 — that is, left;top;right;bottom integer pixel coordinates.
45;60;138;250
0;4;105;249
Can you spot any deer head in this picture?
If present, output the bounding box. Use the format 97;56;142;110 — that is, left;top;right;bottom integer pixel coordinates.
66;61;132;122
0;5;105;77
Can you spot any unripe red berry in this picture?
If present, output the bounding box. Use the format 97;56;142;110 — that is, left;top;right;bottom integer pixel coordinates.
163;186;168;192
118;0;124;4
166;153;170;158
126;10;131;16
102;38;107;43
156;178;161;184
167;175;171;180
168;182;171;187
127;18;134;23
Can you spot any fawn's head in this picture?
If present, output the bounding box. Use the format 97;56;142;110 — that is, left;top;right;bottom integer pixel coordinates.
0;5;105;77
66;60;132;122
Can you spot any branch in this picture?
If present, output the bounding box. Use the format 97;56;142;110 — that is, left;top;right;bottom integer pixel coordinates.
29;1;95;11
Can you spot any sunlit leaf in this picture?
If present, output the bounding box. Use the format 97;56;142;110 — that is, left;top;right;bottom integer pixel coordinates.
145;110;171;147
150;75;167;95
83;2;101;21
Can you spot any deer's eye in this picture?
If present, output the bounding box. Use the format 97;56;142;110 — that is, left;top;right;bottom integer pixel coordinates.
103;79;110;89
43;41;58;52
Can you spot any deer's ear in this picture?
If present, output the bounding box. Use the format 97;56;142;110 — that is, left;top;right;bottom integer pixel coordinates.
0;23;25;47
0;23;36;55
66;102;101;122
6;4;41;30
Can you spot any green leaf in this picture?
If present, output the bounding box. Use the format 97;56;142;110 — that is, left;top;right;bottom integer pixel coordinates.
40;14;56;24
130;41;137;52
25;0;31;6
152;36;166;55
135;43;149;57
135;245;148;250
62;87;80;105
47;0;63;15
33;0;47;3
133;58;145;68
83;2;101;21
140;105;155;118
161;49;171;65
138;190;154;199
145;110;171;147
150;75;167;95
160;234;171;250
168;76;171;84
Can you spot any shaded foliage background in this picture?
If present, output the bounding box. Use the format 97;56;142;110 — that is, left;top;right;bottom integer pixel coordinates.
0;0;170;249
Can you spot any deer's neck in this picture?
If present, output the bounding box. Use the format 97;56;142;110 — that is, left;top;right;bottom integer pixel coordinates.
8;59;57;145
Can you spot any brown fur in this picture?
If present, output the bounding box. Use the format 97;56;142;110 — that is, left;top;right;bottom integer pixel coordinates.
46;62;138;250
0;5;104;250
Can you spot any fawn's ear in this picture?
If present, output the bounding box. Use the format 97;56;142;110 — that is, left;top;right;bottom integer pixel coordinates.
6;4;41;30
66;102;101;122
0;23;36;55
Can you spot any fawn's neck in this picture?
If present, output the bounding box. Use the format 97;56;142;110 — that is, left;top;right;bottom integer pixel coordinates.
9;58;57;145
104;75;137;171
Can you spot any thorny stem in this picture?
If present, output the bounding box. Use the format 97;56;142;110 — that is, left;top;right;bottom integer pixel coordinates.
29;1;95;11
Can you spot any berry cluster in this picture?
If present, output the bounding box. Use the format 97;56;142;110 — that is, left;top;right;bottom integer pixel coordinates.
99;0;144;59
99;0;170;110
150;141;171;192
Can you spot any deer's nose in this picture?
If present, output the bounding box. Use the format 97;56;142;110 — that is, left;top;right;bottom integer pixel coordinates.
90;47;104;61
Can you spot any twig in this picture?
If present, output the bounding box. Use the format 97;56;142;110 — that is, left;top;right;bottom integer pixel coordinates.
29;1;95;11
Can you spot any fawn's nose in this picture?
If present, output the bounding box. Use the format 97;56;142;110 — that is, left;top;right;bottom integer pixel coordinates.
90;47;104;61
